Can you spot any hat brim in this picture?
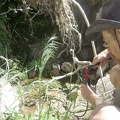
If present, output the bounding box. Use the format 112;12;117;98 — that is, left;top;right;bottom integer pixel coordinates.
85;19;120;40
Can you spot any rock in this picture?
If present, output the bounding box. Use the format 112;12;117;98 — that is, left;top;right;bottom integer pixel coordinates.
61;62;73;73
50;64;60;76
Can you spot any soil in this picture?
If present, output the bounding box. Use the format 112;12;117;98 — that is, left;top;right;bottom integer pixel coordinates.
0;72;115;120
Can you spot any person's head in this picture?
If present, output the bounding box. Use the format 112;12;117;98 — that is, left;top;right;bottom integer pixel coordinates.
102;29;120;58
85;0;120;58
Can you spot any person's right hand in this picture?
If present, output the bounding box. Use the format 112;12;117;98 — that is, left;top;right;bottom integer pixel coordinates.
92;49;110;66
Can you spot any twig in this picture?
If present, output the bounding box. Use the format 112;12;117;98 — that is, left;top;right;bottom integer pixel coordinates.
72;0;90;27
70;49;91;66
47;64;90;84
91;41;106;92
48;48;92;84
0;8;23;16
57;48;67;58
72;0;105;92
0;56;9;72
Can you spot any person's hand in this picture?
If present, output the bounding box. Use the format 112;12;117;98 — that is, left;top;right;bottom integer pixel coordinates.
92;49;110;66
92;54;108;66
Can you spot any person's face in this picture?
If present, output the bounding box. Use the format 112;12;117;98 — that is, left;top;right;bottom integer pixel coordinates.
102;29;120;59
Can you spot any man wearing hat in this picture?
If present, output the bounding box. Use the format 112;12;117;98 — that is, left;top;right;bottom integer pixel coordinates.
81;0;120;119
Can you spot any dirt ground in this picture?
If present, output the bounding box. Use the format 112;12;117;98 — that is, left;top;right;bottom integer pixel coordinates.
0;72;115;120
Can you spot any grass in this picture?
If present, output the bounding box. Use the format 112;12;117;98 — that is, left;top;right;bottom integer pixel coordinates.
0;34;80;120
0;62;80;120
37;35;60;80
0;2;82;119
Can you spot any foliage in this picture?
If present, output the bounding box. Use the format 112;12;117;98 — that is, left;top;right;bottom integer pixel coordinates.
0;0;55;67
0;0;107;120
35;35;59;80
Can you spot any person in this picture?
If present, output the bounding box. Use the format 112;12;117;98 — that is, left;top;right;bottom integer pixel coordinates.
80;0;120;119
81;84;120;120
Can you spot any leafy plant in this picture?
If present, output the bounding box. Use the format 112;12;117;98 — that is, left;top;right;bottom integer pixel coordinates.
37;35;59;80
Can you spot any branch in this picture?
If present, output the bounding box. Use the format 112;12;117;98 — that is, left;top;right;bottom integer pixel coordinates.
47;64;89;84
0;8;23;16
70;49;91;66
48;49;91;84
72;0;105;91
72;0;90;27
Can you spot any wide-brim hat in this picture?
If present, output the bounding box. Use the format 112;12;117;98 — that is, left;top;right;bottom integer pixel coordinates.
85;0;120;40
